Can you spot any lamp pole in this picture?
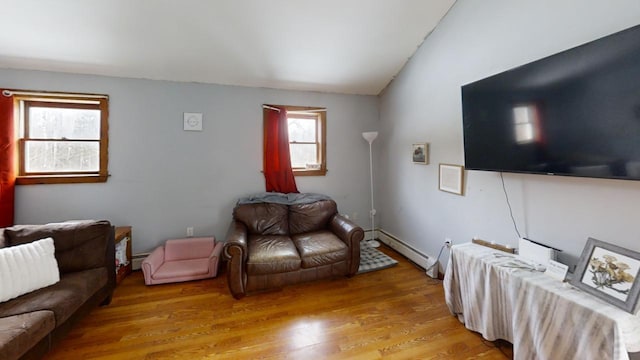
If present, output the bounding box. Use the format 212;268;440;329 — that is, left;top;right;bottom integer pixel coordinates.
362;131;380;247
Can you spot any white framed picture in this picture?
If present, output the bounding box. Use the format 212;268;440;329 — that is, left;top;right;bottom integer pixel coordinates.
439;163;464;195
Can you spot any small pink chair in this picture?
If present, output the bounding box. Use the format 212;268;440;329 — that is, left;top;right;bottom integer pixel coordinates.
142;237;223;285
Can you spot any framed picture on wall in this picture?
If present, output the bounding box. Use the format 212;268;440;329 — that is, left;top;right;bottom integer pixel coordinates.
570;237;640;313
412;143;429;164
438;163;464;195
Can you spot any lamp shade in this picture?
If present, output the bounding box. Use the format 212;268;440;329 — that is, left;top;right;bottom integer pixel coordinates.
362;131;378;144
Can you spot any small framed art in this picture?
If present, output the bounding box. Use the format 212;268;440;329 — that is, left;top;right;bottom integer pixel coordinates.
570;237;640;313
438;163;464;195
412;143;429;164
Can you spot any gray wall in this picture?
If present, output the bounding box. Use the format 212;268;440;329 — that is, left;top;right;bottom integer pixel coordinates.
378;0;640;268
2;69;378;254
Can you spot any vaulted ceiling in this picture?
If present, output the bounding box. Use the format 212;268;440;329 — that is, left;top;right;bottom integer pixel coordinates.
0;0;456;95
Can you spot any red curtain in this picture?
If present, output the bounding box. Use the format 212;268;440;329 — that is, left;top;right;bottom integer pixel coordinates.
263;106;298;193
0;90;15;227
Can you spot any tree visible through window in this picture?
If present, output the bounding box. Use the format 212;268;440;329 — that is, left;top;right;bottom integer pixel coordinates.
14;92;109;184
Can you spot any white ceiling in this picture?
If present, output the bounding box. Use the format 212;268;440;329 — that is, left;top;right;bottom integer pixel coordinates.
0;0;455;95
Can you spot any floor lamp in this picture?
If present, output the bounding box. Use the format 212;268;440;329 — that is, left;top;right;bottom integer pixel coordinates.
362;131;380;248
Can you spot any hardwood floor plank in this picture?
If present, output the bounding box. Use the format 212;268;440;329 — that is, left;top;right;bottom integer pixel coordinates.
43;245;512;359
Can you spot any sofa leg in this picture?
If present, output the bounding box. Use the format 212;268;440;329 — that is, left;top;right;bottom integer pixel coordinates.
100;294;113;306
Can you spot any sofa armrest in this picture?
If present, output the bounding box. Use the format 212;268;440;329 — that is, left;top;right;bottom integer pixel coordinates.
0;228;6;248
329;214;364;276
209;240;224;260
141;246;165;285
223;220;248;299
223;221;248;261
207;241;224;276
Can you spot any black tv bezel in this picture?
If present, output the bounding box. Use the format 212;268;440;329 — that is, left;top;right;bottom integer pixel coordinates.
461;24;640;182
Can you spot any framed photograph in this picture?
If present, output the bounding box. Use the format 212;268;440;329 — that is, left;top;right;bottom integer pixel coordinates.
570;237;640;313
438;164;464;195
412;143;429;164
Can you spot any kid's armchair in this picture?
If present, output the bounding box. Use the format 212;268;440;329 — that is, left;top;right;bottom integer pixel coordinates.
142;237;223;285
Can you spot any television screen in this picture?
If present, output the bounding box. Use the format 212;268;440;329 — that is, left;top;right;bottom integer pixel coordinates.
462;24;640;181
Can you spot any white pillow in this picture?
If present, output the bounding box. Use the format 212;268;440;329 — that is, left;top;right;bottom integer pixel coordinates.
0;237;60;302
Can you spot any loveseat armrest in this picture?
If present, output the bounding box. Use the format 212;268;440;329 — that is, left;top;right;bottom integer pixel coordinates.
209;240;224;261
208;241;224;275
141;246;165;285
329;214;364;276
223;221;248;261
0;228;7;248
223;220;248;299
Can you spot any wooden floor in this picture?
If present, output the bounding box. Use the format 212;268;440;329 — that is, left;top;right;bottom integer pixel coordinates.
44;245;513;360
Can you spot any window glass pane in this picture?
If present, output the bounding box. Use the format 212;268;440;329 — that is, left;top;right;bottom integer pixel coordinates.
29;107;100;140
25;141;99;172
515;123;534;143
289;143;317;168
512;106;532;124
288;117;316;142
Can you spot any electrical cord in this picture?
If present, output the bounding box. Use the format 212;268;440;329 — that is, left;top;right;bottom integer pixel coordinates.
426;244;447;272
500;172;522;239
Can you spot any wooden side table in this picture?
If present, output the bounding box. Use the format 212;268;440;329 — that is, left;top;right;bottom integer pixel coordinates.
115;226;132;285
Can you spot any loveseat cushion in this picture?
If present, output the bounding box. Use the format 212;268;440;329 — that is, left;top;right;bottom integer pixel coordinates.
0;268;107;325
152;259;211;280
291;231;348;268
234;203;289;235
3;221;111;274
0;311;55;360
289;200;337;235
247;235;301;274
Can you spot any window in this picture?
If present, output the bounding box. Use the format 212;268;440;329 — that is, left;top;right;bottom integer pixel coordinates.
512;104;540;144
265;105;327;176
14;92;109;184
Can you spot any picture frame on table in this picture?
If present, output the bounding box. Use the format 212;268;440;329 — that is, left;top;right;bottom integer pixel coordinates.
438;163;464;195
570;237;640;313
412;143;429;164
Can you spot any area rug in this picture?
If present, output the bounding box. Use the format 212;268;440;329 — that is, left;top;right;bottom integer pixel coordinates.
357;243;399;274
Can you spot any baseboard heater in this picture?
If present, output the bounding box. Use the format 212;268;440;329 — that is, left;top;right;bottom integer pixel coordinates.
377;229;434;272
131;253;149;271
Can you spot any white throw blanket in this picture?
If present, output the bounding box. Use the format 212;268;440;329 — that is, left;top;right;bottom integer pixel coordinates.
0;237;60;302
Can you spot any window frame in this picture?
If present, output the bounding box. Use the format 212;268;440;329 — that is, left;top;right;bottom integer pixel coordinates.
14;92;109;185
265;105;327;176
287;108;326;176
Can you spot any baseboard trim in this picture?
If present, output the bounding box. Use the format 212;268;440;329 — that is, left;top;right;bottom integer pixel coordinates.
363;229;378;241
377;229;435;271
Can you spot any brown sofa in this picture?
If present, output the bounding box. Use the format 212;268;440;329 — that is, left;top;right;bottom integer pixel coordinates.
0;220;115;360
223;194;363;299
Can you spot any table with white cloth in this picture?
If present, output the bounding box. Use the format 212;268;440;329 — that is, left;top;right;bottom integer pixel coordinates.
444;242;640;360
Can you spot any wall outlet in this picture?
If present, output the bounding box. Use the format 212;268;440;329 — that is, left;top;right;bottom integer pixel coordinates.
187;227;194;237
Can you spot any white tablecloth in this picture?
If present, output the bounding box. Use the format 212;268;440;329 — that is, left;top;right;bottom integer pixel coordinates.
444;243;640;360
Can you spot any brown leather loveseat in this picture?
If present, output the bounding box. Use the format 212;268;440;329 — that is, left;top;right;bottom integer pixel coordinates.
223;193;363;299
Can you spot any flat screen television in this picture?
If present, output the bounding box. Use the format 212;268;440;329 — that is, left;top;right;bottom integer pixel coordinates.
462;24;640;181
